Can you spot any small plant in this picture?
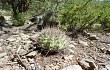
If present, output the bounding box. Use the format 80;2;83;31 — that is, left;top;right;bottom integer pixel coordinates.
37;27;70;51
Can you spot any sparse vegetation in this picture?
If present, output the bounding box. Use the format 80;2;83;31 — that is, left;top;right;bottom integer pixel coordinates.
1;0;110;31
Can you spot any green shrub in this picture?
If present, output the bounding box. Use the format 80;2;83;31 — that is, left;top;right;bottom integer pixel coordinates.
37;27;70;51
58;0;110;32
12;13;32;26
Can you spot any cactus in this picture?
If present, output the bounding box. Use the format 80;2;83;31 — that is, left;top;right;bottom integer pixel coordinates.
37;27;70;51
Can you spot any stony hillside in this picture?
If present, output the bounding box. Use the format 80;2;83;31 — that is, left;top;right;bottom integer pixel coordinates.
0;21;110;70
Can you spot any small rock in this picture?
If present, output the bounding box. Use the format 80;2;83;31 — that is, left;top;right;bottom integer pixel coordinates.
26;51;37;57
6;20;13;26
62;55;74;60
62;65;82;70
105;64;110;70
18;49;27;56
0;52;7;58
30;64;36;70
68;44;75;48
20;33;30;40
44;65;52;70
70;41;77;45
68;49;74;54
4;16;11;20
78;58;97;70
7;36;16;42
78;40;89;47
88;34;98;40
24;43;34;50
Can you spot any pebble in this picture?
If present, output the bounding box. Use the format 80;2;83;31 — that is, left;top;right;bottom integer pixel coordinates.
68;44;75;48
68;49;74;54
70;41;77;45
30;64;36;70
44;65;52;70
88;34;98;40
78;40;89;47
62;55;74;60
62;65;82;70
6;36;16;42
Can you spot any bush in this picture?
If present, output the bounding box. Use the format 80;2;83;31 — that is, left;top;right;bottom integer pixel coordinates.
58;0;110;32
12;13;32;26
37;27;70;51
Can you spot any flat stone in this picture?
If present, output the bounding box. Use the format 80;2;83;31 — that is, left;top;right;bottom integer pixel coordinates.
68;49;74;54
105;64;110;70
0;52;7;58
7;36;16;42
18;49;27;56
78;40;89;47
68;44;75;48
62;65;82;70
26;51;37;57
88;35;98;40
62;55;74;60
24;43;34;50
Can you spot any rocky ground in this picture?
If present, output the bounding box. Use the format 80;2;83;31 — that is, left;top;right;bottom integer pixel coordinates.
0;22;110;70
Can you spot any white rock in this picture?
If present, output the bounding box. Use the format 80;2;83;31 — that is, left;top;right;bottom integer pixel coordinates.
7;36;16;42
20;33;30;40
62;65;82;70
105;64;110;70
68;44;75;48
68;49;74;54
70;41;77;45
0;52;7;58
30;64;36;70
63;55;74;60
78;40;89;47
